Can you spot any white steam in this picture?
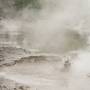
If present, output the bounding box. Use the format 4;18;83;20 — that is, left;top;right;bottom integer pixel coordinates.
0;0;90;53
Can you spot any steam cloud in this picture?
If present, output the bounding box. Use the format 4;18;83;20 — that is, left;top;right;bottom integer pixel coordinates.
0;0;89;53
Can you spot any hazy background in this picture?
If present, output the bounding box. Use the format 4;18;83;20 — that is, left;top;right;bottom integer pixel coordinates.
0;0;89;54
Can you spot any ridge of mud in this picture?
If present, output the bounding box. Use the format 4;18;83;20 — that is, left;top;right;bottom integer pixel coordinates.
0;46;77;67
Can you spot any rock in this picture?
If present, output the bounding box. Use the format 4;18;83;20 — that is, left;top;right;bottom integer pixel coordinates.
0;46;31;67
0;77;30;90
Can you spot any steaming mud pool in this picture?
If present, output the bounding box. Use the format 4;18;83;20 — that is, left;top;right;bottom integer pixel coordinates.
0;47;90;90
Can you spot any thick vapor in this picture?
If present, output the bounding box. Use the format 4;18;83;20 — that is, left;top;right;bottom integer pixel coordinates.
0;0;89;53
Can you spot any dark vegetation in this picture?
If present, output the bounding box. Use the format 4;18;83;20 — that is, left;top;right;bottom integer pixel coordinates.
14;0;41;10
0;0;41;18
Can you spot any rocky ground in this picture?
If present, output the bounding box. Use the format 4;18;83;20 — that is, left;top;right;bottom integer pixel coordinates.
0;46;31;67
0;46;32;90
0;77;30;90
